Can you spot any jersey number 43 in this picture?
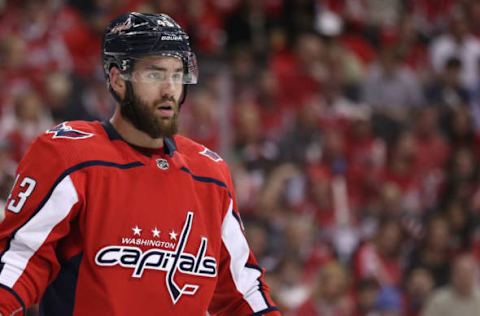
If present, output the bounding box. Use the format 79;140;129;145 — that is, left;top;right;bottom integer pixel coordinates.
7;175;37;213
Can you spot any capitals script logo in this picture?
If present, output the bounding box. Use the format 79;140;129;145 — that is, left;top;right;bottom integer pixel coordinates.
46;122;94;140
95;212;217;304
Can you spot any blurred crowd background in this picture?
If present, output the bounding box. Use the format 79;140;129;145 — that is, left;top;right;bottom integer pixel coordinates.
2;0;480;315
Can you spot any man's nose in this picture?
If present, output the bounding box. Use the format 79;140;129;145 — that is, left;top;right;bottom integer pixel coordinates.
161;78;176;93
158;84;177;103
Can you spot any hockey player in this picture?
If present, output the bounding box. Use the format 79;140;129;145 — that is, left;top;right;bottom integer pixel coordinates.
0;12;280;316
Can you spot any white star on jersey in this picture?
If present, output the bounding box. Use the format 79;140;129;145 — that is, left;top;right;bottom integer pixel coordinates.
132;225;142;236
169;230;178;240
152;227;161;238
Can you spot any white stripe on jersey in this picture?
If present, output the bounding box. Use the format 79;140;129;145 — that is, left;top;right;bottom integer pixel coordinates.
0;175;78;287
221;199;268;312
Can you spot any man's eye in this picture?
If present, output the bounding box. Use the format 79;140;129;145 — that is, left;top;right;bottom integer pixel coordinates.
145;71;164;80
172;73;183;83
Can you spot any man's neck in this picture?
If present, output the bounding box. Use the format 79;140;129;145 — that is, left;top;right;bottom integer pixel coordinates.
109;109;164;148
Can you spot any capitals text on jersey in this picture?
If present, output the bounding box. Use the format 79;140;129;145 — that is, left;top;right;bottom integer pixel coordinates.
95;211;217;304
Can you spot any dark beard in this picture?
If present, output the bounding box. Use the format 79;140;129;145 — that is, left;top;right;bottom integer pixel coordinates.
121;86;178;138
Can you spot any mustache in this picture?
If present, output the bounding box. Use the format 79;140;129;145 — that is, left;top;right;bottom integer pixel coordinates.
156;96;176;105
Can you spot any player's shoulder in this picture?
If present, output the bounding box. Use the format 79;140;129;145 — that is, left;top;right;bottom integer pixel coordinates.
173;135;229;177
37;120;106;145
31;120;110;162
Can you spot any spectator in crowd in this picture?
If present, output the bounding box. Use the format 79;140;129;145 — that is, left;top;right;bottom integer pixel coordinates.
425;57;470;109
430;11;480;90
0;91;53;162
179;88;220;152
281;0;316;39
43;71;77;122
345;109;386;214
314;9;365;101
404;268;435;316
381;131;422;213
443;199;476;252
361;46;425;143
443;106;480;154
373;286;403;316
277;100;321;165
254;68;290;140
0;35;31;115
293;261;354;316
224;0;275;56
273;256;311;313
183;0;225;56
441;147;479;208
271;32;324;109
353;217;404;287
422;253;480;316
410;106;450;210
361;46;425;112
406;0;456;37
407;215;452;288
231;97;281;214
80;74;116;120
391;14;428;73
354;277;381;316
229;47;258;97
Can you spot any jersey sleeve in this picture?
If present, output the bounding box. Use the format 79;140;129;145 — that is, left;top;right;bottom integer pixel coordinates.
0;136;82;315
208;166;280;316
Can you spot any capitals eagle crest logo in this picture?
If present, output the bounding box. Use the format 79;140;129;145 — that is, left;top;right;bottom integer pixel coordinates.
46;122;94;140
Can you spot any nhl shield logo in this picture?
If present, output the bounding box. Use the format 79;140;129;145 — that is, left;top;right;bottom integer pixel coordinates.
156;159;169;170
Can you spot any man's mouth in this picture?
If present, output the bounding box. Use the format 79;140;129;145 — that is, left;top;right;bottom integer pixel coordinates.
156;105;175;117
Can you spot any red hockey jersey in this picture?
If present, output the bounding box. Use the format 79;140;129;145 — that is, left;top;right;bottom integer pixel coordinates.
0;121;279;316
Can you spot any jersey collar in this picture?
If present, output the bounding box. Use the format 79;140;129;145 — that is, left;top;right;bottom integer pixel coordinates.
101;120;177;157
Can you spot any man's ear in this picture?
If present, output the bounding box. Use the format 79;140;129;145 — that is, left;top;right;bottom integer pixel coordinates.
109;66;126;98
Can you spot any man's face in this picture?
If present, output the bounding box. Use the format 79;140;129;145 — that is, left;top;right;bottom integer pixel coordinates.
452;255;477;296
121;55;184;138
